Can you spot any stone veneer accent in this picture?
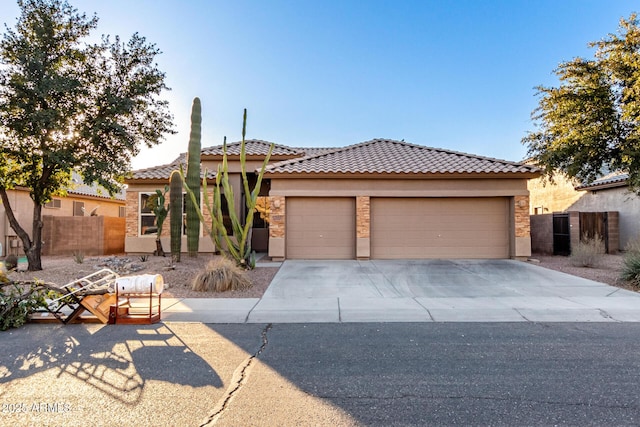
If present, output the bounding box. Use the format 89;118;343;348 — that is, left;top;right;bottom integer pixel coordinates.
125;191;138;238
269;196;286;238
202;189;214;237
127;189;213;239
356;196;370;238
514;195;530;238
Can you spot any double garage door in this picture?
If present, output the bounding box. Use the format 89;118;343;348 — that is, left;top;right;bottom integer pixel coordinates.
286;197;510;259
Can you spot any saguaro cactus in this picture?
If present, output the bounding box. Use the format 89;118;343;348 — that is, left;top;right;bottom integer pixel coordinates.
169;170;183;262
186;97;202;257
182;109;273;268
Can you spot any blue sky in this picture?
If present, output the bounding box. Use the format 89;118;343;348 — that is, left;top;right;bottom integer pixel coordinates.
1;0;637;169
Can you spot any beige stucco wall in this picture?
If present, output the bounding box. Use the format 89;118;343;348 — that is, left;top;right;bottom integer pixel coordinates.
528;173;582;214
528;174;640;250
270;178;530;197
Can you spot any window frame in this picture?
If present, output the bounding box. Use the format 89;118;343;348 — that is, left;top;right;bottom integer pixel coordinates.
73;201;85;216
138;191;201;237
45;199;62;209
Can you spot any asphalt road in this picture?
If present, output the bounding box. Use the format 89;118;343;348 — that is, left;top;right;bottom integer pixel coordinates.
2;322;640;426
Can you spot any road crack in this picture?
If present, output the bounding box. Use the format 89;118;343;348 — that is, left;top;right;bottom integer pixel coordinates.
200;323;272;426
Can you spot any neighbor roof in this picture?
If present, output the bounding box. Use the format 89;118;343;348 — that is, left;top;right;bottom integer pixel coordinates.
575;172;629;190
68;173;126;201
263;139;540;177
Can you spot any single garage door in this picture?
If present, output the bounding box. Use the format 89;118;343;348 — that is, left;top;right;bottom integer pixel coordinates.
371;197;509;259
287;197;356;259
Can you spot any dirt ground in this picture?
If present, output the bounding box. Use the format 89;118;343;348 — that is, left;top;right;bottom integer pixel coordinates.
7;254;280;299
6;252;636;299
530;253;635;291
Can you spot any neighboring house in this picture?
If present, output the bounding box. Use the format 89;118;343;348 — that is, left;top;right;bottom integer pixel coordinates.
0;173;126;256
529;171;639;250
126;138;539;260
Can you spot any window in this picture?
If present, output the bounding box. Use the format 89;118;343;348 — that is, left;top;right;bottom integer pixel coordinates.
45;199;61;209
73;201;85;216
139;192;188;236
139;193;157;235
253;196;270;228
119;206;126;218
533;206;547;215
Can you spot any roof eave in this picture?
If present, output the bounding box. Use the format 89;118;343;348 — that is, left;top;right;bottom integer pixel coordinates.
576;181;628;191
262;171;541;179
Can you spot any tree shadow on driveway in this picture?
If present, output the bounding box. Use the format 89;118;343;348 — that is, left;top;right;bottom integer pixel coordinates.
0;323;223;406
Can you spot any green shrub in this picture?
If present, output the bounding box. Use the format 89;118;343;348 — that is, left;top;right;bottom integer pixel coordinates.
0;283;59;331
569;235;604;267
622;251;640;286
191;257;252;292
622;237;640;287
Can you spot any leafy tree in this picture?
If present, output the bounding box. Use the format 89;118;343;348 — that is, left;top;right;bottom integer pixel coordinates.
0;0;175;270
523;13;640;192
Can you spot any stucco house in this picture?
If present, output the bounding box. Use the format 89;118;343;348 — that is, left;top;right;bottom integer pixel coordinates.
0;174;126;256
529;171;639;250
125;138;539;260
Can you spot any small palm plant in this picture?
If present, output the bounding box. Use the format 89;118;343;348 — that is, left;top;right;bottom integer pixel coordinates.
145;186;169;257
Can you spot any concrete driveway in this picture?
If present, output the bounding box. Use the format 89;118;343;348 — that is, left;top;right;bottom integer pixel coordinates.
243;259;640;323
162;259;640;323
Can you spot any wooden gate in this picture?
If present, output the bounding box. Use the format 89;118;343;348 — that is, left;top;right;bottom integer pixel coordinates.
579;212;609;253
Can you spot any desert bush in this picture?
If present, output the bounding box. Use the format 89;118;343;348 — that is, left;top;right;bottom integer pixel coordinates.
569;235;605;267
4;254;18;271
72;251;84;264
622;251;640;287
622;237;640;287
191;257;252;292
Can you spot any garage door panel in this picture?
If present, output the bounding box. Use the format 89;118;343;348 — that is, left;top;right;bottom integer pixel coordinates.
371;197;509;259
287;197;355;259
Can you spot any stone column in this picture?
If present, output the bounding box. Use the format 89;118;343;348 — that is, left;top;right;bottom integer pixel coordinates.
269;196;286;261
125;191;138;238
514;195;532;258
356;196;370;259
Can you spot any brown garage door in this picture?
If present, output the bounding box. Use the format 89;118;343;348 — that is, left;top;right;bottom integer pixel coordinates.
371;197;509;259
286;197;356;259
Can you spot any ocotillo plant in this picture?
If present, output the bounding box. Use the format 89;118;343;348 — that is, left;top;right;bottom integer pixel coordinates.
169;170;183;262
185;97;202;257
182;109;273;268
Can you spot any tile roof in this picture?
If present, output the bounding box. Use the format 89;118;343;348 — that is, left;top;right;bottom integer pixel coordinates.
128;153;216;181
263;139;539;176
128;140;313;182
291;147;340;157
68;172;126;200
201;139;300;157
575;171;628;190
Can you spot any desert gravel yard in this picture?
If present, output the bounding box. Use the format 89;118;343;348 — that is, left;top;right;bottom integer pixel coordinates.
5;253;635;299
7;255;280;299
